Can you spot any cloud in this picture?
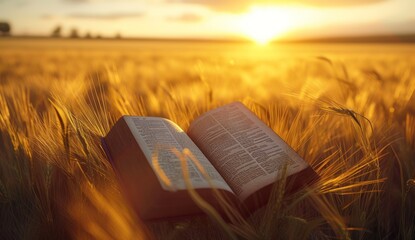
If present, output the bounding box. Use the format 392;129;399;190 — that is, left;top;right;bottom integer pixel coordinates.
167;13;204;23
176;0;386;12
297;0;385;6
64;0;90;3
174;0;249;12
40;14;55;20
67;12;145;20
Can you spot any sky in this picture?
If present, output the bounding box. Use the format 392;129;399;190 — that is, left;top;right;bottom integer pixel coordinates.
0;0;414;42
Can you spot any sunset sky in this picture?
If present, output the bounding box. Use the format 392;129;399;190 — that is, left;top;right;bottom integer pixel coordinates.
0;0;414;42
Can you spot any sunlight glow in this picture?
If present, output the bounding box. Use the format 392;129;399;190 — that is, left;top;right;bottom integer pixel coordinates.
238;6;296;45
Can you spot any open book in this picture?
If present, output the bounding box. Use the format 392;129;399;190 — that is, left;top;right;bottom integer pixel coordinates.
103;102;319;220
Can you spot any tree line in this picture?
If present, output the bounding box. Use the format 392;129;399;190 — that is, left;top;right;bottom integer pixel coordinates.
0;22;121;39
51;25;121;39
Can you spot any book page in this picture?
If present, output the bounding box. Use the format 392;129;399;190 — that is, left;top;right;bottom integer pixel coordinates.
124;116;233;193
188;102;309;201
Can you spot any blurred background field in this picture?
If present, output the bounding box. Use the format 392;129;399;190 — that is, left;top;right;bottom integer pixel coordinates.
1;39;415;239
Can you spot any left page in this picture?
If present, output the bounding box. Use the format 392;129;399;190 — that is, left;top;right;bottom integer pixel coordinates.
123;116;233;193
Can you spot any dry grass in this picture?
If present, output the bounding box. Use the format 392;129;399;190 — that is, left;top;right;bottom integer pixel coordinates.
0;39;414;239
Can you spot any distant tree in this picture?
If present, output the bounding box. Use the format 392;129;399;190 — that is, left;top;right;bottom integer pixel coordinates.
115;32;122;39
51;25;62;38
84;32;91;39
0;22;11;36
96;34;102;39
69;28;79;38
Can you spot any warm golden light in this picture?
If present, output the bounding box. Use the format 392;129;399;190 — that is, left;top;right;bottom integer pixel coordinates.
238;6;295;45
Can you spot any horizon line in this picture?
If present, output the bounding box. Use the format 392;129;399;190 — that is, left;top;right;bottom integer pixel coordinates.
2;33;415;44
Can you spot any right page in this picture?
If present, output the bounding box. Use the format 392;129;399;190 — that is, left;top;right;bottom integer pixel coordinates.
188;102;310;201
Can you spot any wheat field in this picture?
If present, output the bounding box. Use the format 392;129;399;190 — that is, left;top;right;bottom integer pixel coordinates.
0;39;415;239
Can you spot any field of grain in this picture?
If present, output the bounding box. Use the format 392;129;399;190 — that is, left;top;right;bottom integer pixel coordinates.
1;39;415;239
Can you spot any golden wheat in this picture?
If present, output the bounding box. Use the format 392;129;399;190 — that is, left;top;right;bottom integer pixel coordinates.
0;39;414;239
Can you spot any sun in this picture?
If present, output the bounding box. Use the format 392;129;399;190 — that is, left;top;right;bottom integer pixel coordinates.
238;6;294;45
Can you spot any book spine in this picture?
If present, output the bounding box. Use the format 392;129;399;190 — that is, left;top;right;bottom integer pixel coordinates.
101;137;115;166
